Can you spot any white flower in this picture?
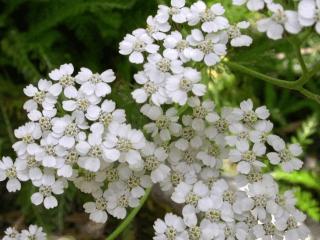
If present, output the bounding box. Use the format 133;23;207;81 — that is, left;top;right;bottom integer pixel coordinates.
188;96;219;128
232;0;268;11
83;191;108;223
131;71;168;105
166;67;206;105
249;120;274;144
198;194;234;223
3;227;19;240
141;142;170;183
144;51;183;82
267;138;303;172
23;79;57;112
86;99;126;126
164;31;191;62
153;213;188;240
76;131;106;172
225;122;250;146
76;68;115;97
31;174;65;209
73;170;106;194
156;0;190;24
252;221;283;239
229;140;266;174
233;99;270;125
146;15;171;40
171;181;208;207
15;155;43;181
188;1;229;33
257;3;302;40
228;21;253;47
186;29;227;66
105;181;139;219
0;156;28;192
27;107;56;131
119;28;159;64
48;63;77;97
298;0;320;34
20;225;46;240
103;122;146;170
141;104;181;141
13;122;42;156
62;90;101;119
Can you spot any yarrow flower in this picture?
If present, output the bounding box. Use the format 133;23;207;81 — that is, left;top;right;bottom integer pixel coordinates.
3;225;46;240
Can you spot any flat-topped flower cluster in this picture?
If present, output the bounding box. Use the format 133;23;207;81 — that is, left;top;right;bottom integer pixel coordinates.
118;0;314;239
3;225;46;240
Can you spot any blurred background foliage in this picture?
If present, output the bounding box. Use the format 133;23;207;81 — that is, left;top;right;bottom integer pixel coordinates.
0;0;319;239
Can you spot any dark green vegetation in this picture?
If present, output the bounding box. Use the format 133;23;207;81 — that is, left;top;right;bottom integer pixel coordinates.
0;0;319;239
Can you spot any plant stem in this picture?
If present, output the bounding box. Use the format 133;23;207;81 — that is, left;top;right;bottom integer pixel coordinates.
106;187;152;240
0;104;15;144
223;60;320;104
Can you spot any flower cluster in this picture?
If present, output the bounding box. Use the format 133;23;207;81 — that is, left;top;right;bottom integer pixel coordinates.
119;1;311;239
234;0;320;39
3;225;46;240
0;63;153;223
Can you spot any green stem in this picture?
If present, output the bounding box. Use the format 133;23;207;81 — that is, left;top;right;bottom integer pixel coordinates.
0;104;15;144
224;61;296;89
106;188;152;240
224;60;320;104
288;37;307;74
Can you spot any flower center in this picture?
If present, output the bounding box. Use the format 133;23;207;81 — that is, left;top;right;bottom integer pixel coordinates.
223;190;235;203
39;185;52;197
133;40;146;52
127;175;140;189
156;116;170;129
214;118;228;133
90;145;102;158
228;25;241;39
84;171;96;181
106;168;119;182
182;126;195;140
145;156;160;171
245;214;258;228
179;78;193;91
165;227;177;240
224;226;235;238
5;167;17;178
209;142;221;157
77;98;89;111
169;7;180;15
186;192;199;206
96;197;107;210
193;106;207;119
201;9;215;22
189;226;201;240
198;39;214;54
205;209;221;222
176;40;188;52
275;194;286;206
254;195;267;207
143;81;158;94
279;149;291;162
243;110;258;125
99;112;113;127
184;150;195;164
171;171;183;186
156;58;171;72
119;195;129;207
64;123;78;136
264;222;276;235
287;216;298;229
272;9;287;24
242;150;256;162
22;135;34;144
89;73;101;84
60;75;75;87
116;138;132;152
45;145;56;156
33;91;45;104
66;150;78;165
26;155;38;168
39;117;52;131
247;171;263;183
